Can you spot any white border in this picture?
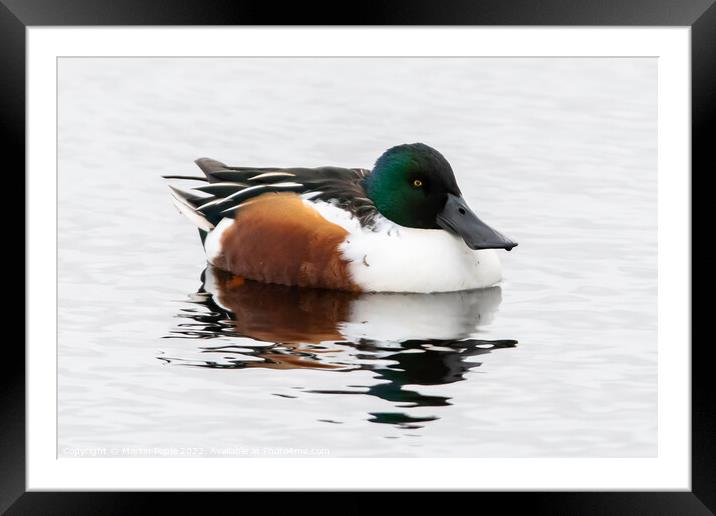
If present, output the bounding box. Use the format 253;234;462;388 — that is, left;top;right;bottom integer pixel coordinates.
27;27;691;490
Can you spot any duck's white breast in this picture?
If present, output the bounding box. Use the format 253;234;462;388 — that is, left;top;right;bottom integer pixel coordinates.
308;200;502;293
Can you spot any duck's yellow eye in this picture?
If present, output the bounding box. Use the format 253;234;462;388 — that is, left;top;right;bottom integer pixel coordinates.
412;179;423;188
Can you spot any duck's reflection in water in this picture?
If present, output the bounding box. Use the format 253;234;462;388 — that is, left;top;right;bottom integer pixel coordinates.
164;266;517;428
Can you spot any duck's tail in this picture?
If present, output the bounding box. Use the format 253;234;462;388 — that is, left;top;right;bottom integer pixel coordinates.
163;162;216;246
167;185;214;231
164;157;307;245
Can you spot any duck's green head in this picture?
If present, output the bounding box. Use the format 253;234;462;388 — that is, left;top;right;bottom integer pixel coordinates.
364;143;517;251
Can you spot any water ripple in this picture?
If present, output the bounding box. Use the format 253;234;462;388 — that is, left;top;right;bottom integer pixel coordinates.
162;266;517;428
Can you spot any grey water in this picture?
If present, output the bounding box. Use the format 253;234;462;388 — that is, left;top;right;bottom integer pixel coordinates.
58;57;656;457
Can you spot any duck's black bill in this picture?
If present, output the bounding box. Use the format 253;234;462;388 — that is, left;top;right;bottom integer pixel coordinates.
437;193;518;251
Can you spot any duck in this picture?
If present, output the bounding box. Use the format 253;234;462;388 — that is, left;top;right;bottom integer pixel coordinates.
165;143;517;293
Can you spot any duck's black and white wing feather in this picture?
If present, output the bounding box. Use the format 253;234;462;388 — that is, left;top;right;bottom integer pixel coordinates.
164;157;379;230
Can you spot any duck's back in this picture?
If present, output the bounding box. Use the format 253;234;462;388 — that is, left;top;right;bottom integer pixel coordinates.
166;158;375;291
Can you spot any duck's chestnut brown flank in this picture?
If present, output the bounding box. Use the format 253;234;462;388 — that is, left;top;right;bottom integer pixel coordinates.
212;193;361;292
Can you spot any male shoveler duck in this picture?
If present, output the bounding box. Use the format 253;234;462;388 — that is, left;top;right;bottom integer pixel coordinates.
166;143;517;293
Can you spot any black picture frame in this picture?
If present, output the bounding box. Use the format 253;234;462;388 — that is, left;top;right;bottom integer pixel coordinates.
5;0;710;513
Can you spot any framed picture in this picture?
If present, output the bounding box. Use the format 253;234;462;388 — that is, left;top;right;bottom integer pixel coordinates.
8;0;709;512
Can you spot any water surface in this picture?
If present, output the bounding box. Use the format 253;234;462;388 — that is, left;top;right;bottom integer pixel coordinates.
58;57;657;457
